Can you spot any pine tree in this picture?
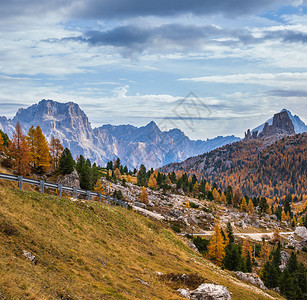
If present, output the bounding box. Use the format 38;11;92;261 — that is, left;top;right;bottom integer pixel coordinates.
245;253;252;272
223;243;244;271
208;224;226;266
139;186;148;205
137;164;147;186
8;122;30;175
58;148;75;175
226;221;234;244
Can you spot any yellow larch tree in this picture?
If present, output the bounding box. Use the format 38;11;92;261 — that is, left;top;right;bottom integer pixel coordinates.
220;193;227;204
49;135;64;170
8;122;30;176
259;243;270;262
242;239;253;259
114;168;122;180
271;227;281;243
148;173;157;188
139;186;148;205
240;197;247;212
0;133;3;152
247;199;254;214
127;175;132;183
205;182;211;194
207;224;226;266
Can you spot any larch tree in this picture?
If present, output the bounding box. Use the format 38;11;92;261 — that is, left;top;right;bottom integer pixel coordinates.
8;122;30;176
148;173;157;188
0;133;3;152
139;186;148;205
26;126;50;173
127;175;132;183
247;199;254;214
34;126;50;173
49;135;64;170
260;243;270;262
208;224;226;266
271;227;281;244
114;168;122;180
242;239;253;259
240;197;247;212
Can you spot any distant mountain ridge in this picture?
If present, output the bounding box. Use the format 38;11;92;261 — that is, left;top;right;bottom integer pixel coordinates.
0;99;240;169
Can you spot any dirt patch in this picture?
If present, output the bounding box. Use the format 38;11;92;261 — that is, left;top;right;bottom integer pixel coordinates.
159;273;207;290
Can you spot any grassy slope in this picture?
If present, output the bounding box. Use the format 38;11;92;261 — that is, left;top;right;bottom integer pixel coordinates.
0;184;283;299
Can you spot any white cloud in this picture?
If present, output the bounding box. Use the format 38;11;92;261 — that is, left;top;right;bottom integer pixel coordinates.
179;72;307;90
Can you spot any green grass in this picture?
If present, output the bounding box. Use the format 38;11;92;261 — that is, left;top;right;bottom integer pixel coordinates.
0;185;283;299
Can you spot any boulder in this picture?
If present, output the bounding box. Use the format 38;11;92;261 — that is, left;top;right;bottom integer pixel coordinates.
190;283;231;299
134;202;147;209
234;272;266;290
280;251;290;266
270;215;278;221
178;288;191;299
169;209;183;218
295;227;307;240
23;250;36;264
57;170;80;188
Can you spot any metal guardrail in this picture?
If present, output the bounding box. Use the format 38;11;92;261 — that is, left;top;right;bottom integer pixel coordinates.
0;172;128;209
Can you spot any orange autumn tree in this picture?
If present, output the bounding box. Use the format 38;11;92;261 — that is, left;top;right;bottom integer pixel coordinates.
208;224;226;266
139;186;149;205
8;122;30;175
242;239;253;259
148;173;157;188
49;135;64;171
0;133;3;152
26;126;51;173
247;199;255;214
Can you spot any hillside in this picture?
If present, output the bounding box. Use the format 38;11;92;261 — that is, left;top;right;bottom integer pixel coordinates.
0;99;240;169
160;131;306;198
0;184;282;299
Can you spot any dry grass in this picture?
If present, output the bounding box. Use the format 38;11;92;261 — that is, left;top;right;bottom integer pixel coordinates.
0;186;284;299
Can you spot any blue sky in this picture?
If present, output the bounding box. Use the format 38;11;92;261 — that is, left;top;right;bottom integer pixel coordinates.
0;0;306;139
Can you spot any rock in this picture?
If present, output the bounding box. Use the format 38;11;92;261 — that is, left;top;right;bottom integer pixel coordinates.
134;202;147;209
57;170;80;188
23;250;36;264
235;272;267;290
178;288;191;299
295;226;307;240
280;251;290;265
190;283;231;300
270;215;278;221
137;278;150;287
169;209;183;218
252;221;260;228
264;214;270;220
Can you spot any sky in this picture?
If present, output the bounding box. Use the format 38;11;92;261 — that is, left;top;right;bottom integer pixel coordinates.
0;0;306;139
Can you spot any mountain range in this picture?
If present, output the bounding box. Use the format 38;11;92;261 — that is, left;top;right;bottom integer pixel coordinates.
0;99;240;169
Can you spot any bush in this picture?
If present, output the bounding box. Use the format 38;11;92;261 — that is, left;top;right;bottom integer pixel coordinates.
193;236;209;254
171;224;181;233
189;202;199;209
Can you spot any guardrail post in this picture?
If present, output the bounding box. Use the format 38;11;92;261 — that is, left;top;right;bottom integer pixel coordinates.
98;193;102;202
114;198;117;206
40;180;45;193
107;196;110;205
18;176;23;191
73;187;78;199
87;191;91;201
58;184;63;197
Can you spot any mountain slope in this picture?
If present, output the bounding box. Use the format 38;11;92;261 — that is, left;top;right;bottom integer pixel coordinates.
0;99;240;169
0;185;281;299
161;111;306;197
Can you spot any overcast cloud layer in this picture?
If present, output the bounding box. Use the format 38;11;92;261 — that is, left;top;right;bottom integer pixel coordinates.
0;0;306;139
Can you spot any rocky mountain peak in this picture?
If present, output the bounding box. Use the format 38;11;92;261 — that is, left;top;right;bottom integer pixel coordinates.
258;110;295;138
